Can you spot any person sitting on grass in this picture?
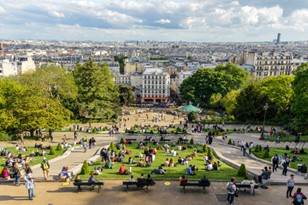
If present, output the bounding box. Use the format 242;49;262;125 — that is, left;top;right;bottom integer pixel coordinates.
169;158;174;167
300;148;307;155
119;164;130;175
137;159;145;167
92;166;103;175
292;155;303;162
1;166;10;179
151;166;166;174
213;162;218;171
164;158;170;167
186;165;195;175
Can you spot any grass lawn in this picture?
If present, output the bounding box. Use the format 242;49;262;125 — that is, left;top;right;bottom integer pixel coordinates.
252;148;308;169
266;136;308;142
78;142;240;180
0;145;67;168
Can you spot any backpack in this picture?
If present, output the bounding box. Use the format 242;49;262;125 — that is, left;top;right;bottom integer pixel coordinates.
227;182;234;193
296;193;303;204
42;162;49;170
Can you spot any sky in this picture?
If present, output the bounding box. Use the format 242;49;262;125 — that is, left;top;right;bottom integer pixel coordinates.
0;0;308;42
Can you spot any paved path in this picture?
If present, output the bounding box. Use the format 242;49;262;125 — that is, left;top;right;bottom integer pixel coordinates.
31;134;118;180
193;133;308;184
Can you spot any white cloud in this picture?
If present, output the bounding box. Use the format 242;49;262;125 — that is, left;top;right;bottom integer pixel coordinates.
48;10;65;18
239;5;283;26
155;19;171;24
0;6;5;14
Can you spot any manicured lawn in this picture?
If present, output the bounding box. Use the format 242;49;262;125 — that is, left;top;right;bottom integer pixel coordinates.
252;148;308;169
78;142;240;180
0;145;67;167
266;136;308;142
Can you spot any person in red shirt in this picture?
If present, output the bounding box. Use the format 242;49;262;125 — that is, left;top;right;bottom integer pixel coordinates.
1;166;9;179
119;164;127;175
292;188;307;205
180;175;188;184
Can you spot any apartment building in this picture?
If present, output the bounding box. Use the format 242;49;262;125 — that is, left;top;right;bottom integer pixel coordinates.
141;68;170;103
239;51;294;78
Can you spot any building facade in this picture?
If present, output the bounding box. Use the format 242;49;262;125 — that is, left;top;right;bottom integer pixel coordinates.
141;68;170;103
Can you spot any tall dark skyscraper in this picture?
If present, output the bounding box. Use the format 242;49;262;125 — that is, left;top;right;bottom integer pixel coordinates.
276;33;281;44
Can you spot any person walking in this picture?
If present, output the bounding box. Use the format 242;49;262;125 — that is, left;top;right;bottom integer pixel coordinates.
272;154;279;172
287;174;295;198
83;140;88;153
227;177;236;205
41;159;50;180
282;159;289;176
292;188;307;205
25;176;35;200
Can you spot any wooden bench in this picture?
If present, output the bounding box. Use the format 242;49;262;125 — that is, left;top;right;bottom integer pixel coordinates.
160;138;171;142
73;182;104;193
236;184;259;196
122;181;150;192
180;181;210;193
126;138;137;142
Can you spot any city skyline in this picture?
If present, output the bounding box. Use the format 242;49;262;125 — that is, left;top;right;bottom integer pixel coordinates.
0;0;308;42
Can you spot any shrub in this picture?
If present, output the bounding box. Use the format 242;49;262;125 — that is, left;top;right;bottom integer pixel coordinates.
49;146;56;155
0;131;12;141
187;112;197;122
93;127;97;133
275;131;287;137
120;138;125;144
190;138;194;145
262;149;270;158
203;144;208;153
237;164;247;177
207;148;214;160
228;139;232;145
56;143;63;151
80;160;89;175
176;127;182;133
109;142;116;151
254;146;260;152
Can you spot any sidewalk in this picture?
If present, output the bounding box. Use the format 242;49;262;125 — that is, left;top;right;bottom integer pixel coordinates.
208;139;308;184
31;134;118;180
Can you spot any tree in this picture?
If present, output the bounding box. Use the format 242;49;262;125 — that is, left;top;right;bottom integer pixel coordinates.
209;93;222;108
80;160;90;175
73;60;120;119
233;83;268;122
114;56;126;74
260;75;294;118
180;64;249;107
0;79;24;132
215;63;250;89
119;85;135;105
187;112;197;122
14;65;78;111
221;90;240;115
291;63;308;133
10;85;72;136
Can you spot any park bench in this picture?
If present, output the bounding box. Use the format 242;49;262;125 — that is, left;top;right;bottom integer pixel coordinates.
128;131;139;135
73;181;104;193
236;184;259;196
160;138;171;142
122;181;150;192
126;138;137;142
180;181;210;193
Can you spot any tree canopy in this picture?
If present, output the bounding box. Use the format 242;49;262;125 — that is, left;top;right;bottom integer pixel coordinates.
291;63;308;133
179;63;249;107
73;60;120;119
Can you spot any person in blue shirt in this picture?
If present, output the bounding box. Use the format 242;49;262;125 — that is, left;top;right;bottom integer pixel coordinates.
186;165;195;175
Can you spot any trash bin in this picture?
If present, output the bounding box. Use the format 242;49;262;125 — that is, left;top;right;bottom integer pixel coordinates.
298;164;303;172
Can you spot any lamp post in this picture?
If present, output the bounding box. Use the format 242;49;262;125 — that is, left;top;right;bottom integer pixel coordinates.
260;103;269;140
